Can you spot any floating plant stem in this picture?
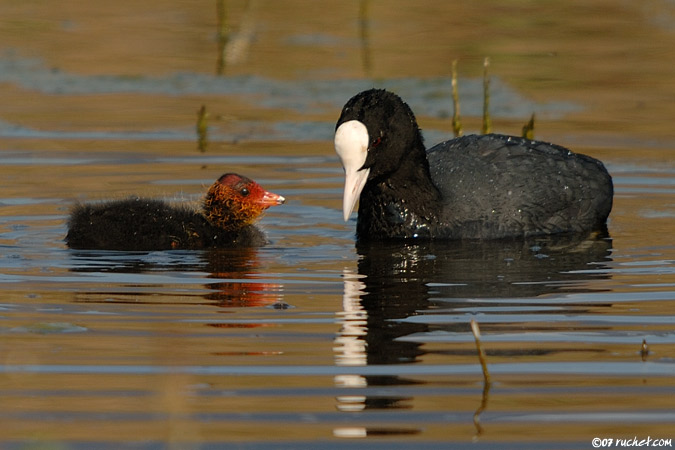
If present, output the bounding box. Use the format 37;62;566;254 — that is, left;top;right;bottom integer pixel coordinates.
472;375;491;439
471;319;491;385
471;319;491;440
481;57;492;135
197;105;209;153
451;59;463;137
641;339;649;361
522;113;535;140
216;0;228;75
359;0;372;77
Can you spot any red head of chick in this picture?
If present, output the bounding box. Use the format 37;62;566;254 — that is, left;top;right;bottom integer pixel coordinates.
204;173;285;231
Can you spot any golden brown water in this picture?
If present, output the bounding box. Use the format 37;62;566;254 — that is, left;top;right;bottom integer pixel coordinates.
0;1;674;449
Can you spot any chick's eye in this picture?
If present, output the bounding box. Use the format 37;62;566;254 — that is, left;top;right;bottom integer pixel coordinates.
240;188;249;196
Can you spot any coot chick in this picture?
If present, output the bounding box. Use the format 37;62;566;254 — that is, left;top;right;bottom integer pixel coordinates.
335;89;613;241
66;173;285;250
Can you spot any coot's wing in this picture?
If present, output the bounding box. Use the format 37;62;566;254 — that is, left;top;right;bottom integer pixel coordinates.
427;134;613;238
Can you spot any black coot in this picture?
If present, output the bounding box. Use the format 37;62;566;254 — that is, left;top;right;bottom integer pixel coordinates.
66;173;285;250
334;89;613;241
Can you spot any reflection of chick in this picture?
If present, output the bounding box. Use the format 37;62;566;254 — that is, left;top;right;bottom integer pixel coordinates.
66;173;285;250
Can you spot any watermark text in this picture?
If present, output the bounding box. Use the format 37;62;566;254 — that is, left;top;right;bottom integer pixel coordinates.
592;437;672;448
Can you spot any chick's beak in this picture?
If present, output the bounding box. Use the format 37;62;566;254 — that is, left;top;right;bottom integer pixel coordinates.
258;190;286;209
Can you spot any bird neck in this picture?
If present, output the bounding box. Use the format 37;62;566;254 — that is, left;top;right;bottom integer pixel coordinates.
388;140;441;206
203;194;249;231
357;153;442;239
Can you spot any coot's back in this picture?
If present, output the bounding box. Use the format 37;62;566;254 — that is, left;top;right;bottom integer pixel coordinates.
427;134;613;239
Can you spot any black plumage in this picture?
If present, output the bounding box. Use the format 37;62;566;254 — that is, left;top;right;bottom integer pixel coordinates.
66;198;266;250
335;89;613;241
65;173;285;250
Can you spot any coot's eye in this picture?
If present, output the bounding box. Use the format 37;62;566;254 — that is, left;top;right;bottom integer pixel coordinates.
371;137;382;148
240;188;250;196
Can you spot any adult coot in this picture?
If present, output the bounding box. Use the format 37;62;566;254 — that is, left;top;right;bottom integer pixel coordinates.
66;173;285;250
335;89;613;240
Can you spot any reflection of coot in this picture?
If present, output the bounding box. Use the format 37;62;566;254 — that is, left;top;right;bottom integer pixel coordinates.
354;234;613;365
66;173;285;251
334;89;613;241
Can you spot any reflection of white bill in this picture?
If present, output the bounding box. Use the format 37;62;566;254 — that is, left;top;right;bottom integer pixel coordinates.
334;269;368;412
333;269;367;368
333;427;367;438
